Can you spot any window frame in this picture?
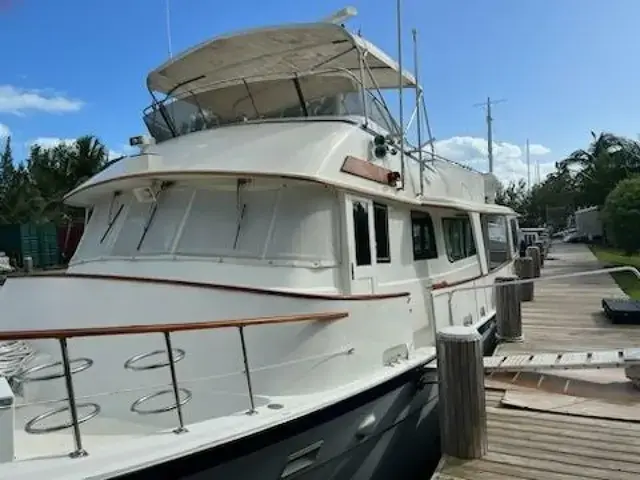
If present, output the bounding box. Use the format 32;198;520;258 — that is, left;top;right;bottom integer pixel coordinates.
373;202;391;264
442;215;477;263
352;199;372;266
509;218;519;253
411;210;438;261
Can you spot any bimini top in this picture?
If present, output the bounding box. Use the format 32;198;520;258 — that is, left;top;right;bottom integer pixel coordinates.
146;22;417;96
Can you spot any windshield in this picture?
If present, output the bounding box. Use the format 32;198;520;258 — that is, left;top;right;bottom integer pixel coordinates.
73;181;341;265
143;72;399;143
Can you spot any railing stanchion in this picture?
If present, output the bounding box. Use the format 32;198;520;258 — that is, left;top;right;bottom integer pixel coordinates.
238;326;257;414
163;332;188;434
59;337;88;458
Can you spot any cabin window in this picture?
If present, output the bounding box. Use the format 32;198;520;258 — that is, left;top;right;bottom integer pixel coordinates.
137;188;194;254
411;211;437;260
352;201;372;266
176;184;339;263
443;217;477;262
74;182;341;265
483;214;512;270
373;203;390;263
72;193;128;261
143;77;400;143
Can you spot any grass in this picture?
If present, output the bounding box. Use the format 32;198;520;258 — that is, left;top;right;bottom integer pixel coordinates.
589;244;640;299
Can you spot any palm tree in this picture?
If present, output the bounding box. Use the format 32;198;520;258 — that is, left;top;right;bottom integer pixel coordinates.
557;132;640;207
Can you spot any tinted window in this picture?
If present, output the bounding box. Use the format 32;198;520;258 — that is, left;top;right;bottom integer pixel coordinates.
411;211;437;260
352;201;371;266
373;203;390;263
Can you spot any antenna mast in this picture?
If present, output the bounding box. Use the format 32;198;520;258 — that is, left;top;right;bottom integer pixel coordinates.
412;28;424;196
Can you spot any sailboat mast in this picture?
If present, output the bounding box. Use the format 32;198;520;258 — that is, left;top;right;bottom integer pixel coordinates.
474;97;505;174
526;138;531;190
165;0;173;58
396;0;405;189
486;97;493;173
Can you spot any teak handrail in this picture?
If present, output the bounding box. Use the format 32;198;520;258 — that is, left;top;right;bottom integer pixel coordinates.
4;310;349;459
0;311;348;341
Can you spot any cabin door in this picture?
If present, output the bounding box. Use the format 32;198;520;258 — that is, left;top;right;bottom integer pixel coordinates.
346;195;375;294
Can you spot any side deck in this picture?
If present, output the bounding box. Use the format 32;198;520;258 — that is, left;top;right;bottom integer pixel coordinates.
432;242;640;479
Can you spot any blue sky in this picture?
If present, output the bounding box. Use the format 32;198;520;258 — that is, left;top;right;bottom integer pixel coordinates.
1;0;639;183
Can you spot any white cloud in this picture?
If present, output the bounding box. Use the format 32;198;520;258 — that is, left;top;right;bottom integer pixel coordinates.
27;137;76;149
433;136;555;185
528;144;551;156
0;85;84;115
0;123;9;138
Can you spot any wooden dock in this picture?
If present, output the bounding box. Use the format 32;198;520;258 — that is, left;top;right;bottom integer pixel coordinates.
432;242;640;480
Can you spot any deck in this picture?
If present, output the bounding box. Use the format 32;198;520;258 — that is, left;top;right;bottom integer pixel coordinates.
432;242;640;480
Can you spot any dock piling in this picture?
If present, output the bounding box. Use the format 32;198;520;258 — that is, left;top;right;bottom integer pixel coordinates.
495;276;523;342
526;246;542;278
436;326;487;460
535;241;546;266
514;256;534;301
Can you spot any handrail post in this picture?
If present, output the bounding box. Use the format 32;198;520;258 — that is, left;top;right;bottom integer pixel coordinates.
447;291;454;326
163;332;188;434
237;326;257;415
59;337;88;458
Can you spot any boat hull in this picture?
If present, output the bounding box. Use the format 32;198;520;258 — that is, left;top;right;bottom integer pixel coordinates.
115;320;495;480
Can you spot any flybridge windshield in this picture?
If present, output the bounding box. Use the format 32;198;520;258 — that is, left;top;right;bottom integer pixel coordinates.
142;72;399;143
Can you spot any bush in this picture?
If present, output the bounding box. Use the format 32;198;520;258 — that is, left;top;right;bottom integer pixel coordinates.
603;177;640;255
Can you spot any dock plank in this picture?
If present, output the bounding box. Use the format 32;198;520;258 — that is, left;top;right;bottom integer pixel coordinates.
432;243;640;479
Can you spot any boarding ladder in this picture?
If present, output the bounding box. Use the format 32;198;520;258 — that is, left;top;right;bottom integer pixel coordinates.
483;348;640;373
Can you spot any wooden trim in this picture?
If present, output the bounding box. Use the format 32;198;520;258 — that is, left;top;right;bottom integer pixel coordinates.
432;274;483;291
0;312;348;341
15;272;410;301
340;156;394;185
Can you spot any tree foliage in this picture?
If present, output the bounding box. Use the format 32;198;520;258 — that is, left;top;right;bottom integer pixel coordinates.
0;135;108;225
602;177;640;255
495;131;640;236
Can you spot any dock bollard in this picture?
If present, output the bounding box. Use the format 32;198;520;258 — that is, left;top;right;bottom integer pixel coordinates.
24;256;33;274
514;256;534;302
535;241;545;267
495;276;523;342
526;246;541;278
437;326;487;459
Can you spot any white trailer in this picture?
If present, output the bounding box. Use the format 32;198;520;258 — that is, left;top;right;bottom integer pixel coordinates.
575;206;603;241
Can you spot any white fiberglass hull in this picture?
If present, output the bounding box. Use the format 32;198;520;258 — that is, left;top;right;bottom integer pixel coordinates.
111;320;495;480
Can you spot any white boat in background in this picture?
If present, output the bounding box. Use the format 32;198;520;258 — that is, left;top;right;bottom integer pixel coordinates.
0;252;12;273
0;7;520;479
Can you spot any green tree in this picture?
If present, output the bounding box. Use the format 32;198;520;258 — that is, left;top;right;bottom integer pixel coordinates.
0;137;43;224
27;135;108;223
558;132;640;208
495;179;529;213
602;177;640;254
